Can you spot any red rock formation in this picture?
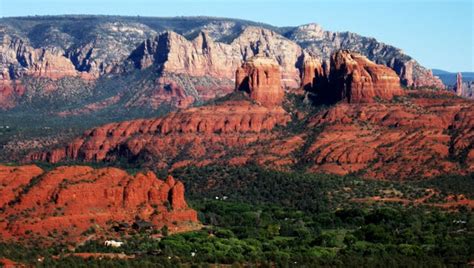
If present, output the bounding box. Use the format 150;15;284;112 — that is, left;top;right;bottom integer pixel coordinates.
235;56;285;106
20;51;473;182
324;50;404;103
456;72;463;96
0;165;44;207
0;165;197;242
24;48;79;80
25;91;474;180
149;31;241;78
1;68;23;109
1;21;447;111
414;70;444;89
451;104;474;173
301;56;328;91
307;91;474;178
288;23;445;89
27;100;291;163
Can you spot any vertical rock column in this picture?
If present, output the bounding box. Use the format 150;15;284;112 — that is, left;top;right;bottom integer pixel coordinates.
456;72;463;96
235;56;284;107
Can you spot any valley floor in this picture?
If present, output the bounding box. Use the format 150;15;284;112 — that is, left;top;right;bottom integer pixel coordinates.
0;165;473;267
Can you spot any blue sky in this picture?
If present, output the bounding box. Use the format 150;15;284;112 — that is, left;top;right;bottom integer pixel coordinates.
1;0;473;72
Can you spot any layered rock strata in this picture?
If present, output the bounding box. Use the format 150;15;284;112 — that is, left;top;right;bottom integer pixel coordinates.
0;165;198;241
235;56;284;106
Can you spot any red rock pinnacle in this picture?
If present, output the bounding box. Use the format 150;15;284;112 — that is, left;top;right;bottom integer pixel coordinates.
235;56;285;107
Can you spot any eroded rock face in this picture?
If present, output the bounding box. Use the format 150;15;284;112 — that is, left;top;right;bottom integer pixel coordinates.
287;23;444;88
0;165;44;207
26;100;291;166
0;35;88;80
235;57;284;106
320;50;404;103
301;56;329;91
403;62;444;89
130;27;303;89
307;91;474;178
131;31;240;78
25;91;474;180
0;165;197;242
2;18;445;92
68;22;157;77
26;48;81;80
456;72;463;96
0;35;95;109
1;18;446;111
124;28;303;109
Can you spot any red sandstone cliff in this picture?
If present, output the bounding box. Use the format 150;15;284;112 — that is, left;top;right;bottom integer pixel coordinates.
25;90;474;180
323;50;404;103
307;91;473;178
301;56;328;91
27;100;291;164
19;48;474;180
235;56;285;106
0;36;94;109
0;165;198;242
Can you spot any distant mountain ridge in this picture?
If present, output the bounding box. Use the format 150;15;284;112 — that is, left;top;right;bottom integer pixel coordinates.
432;69;474;86
1;15;444;113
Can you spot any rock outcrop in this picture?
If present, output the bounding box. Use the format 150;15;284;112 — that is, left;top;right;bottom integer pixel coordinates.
401;62;445;89
0;165;44;207
235;56;284;106
307;91;474;178
27;100;291;164
0;35;94;109
68;22;157;77
25;90;474;180
462;81;474;99
318;50;404;103
0;165;198;242
287;23;444;88
456;72;463;96
130;27;303;89
301;56;328;91
130;31;239;78
26;48;81;80
0;35;88;80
